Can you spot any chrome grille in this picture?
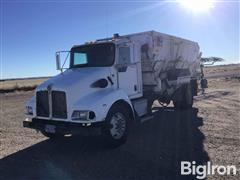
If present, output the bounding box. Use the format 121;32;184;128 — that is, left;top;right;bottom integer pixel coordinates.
36;90;67;119
52;91;67;119
36;91;49;117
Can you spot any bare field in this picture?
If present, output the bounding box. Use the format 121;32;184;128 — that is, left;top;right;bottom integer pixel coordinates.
204;64;240;76
0;77;48;90
0;64;239;180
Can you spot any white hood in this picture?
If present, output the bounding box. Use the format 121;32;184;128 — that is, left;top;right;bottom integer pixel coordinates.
36;67;111;102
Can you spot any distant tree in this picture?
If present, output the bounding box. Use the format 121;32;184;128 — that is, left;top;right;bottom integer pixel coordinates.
200;57;224;65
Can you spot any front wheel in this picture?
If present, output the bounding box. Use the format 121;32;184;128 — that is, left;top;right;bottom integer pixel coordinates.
102;104;130;147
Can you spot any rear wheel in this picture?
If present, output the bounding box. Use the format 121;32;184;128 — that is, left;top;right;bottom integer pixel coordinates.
102;104;130;147
173;83;193;109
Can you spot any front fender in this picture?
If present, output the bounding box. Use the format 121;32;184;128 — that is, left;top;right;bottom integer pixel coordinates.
71;88;132;122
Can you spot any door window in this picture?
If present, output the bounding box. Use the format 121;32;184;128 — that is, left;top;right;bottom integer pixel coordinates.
73;53;87;65
118;47;131;64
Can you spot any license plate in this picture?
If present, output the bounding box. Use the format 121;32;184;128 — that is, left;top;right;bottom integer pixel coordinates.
45;124;56;133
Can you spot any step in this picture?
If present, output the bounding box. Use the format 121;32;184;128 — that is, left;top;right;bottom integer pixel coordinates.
140;114;154;123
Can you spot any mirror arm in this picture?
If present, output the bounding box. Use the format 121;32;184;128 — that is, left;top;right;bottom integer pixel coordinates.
55;51;70;72
61;52;70;70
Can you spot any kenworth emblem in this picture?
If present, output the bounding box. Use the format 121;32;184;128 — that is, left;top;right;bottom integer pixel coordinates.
47;84;53;92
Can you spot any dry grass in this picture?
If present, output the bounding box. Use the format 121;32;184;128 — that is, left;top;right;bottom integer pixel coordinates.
0;78;48;93
204;64;240;77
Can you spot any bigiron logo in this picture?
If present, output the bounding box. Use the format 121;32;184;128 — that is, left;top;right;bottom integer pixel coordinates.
181;161;238;179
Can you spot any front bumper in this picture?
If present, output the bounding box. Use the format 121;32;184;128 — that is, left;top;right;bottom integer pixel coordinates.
23;118;105;136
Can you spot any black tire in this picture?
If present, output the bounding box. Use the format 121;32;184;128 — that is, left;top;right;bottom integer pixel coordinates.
41;131;64;139
102;103;130;147
173;83;193;109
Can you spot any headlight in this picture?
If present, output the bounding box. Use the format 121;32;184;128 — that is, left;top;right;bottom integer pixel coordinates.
71;110;95;120
26;106;33;115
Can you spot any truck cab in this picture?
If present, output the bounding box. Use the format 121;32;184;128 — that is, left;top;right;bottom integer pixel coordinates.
24;37;144;146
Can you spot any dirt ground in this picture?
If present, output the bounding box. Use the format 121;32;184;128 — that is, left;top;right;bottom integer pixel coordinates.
0;64;239;180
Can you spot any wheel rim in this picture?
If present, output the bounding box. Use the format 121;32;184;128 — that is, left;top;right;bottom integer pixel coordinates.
110;112;126;139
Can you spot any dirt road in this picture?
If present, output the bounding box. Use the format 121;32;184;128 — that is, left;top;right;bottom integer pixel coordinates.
0;65;239;180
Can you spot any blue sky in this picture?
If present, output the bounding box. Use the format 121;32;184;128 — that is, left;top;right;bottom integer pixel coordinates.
1;0;239;79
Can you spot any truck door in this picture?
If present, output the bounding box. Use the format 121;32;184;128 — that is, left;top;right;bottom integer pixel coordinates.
116;43;141;98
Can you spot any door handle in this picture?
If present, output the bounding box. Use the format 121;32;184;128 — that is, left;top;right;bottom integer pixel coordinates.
115;64;128;72
134;85;137;91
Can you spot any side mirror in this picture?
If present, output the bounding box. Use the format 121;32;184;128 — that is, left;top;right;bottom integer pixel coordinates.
56;53;61;70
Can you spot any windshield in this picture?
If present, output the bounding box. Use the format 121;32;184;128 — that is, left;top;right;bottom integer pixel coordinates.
70;43;115;68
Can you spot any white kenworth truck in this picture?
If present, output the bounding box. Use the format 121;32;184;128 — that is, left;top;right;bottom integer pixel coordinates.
24;31;202;146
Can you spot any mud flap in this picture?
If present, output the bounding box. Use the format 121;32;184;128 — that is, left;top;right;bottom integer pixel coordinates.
191;79;198;96
201;78;208;89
